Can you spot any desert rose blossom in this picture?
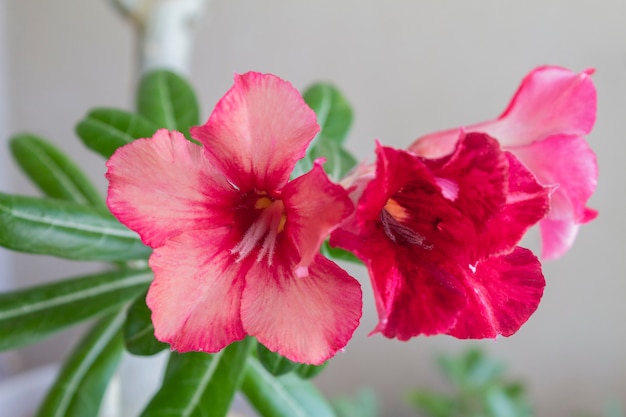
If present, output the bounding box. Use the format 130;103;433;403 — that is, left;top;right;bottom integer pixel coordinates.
331;133;549;340
106;72;362;365
410;66;598;260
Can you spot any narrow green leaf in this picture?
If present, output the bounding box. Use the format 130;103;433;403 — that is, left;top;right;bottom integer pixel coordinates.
332;388;379;417
321;242;361;265
303;83;353;145
36;310;125;417
0;193;151;261
407;391;456;417
75;108;159;158
302;83;357;181
242;356;337;417
9;133;104;207
124;291;167;356
312;141;358;181
257;342;298;376
0;268;151;351
295;361;328;379
137;70;200;135
141;338;253;417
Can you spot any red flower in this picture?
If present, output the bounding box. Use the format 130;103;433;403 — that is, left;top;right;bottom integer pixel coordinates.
410;66;598;259
331;133;548;339
106;72;362;364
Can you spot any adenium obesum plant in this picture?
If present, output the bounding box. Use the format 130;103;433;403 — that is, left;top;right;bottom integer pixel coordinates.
105;66;597;365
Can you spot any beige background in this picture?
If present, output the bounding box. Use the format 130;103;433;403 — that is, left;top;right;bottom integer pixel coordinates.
1;1;625;416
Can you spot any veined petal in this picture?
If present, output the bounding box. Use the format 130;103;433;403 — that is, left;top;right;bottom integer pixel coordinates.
409;66;597;157
106;129;237;248
240;255;362;365
476;153;551;258
331;227;465;339
147;229;247;353
191;72;320;191
282;162;353;272
512;134;598;259
481;66;596;147
426;132;508;230
447;247;545;338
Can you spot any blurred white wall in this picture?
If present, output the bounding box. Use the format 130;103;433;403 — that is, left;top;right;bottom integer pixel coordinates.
2;1;625;416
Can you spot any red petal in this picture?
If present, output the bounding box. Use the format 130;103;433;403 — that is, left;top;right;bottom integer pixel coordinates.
191;72;319;192
240;255;362;365
447;247;545;338
477;153;551;258
427;132;508;230
147;229;247;352
106;129;237;248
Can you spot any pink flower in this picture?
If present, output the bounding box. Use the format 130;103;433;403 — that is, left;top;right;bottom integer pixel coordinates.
410;66;598;260
106;72;362;364
331;133;548;339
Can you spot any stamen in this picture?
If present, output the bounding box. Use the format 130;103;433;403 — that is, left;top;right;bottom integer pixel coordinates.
384;198;408;222
380;200;431;249
232;196;287;264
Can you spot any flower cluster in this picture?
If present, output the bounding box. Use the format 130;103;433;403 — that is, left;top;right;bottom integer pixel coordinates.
106;67;597;364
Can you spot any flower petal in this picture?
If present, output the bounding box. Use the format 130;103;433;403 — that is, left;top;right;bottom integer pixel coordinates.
106;129;237;248
339;228;465;339
240;255;362;365
282;162;353;271
447;247;545;338
191;72;320;192
477;153;551;258
409;66;596;156
426;132;508;231
480;66;596;147
512;134;598;259
147;229;247;353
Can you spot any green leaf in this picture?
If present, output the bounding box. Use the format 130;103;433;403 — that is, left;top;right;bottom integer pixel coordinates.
124;291;167;356
257;342;298;376
141;338;253;417
0;268;152;351
295;361;328;379
312;140;358;181
303;83;353;145
332;388;379;417
75;108;159;158
9;133;104;207
408;390;456;417
0;193;151;261
301;83;357;181
242;356;337;417
35;310;125;417
321;241;361;265
137;70;200;136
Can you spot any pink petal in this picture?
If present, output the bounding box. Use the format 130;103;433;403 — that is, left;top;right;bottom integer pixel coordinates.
512;135;598;259
191;72;320;192
282;162;353;272
447;247;545;338
106;129;237;248
147;229;247;352
240;255;362;365
409;66;596;157
481;66;596;147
